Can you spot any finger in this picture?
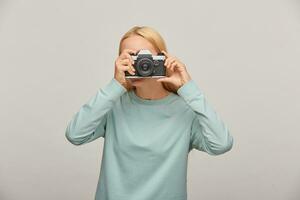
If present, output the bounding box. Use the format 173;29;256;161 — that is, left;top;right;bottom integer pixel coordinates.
129;63;136;72
119;53;127;59
120;58;134;69
123;60;136;74
120;52;131;60
170;61;177;71
120;49;137;60
128;66;136;75
122;51;135;65
126;66;135;75
167;58;176;71
164;57;171;67
117;59;134;73
125;57;136;72
165;57;176;67
123;48;138;55
120;58;130;65
161;50;170;58
122;56;131;65
164;57;169;66
122;65;135;75
169;58;176;67
127;53;135;65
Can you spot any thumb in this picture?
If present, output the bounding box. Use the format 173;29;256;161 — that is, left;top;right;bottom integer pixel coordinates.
156;77;173;83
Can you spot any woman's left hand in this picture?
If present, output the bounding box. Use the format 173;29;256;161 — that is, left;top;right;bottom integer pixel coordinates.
156;50;192;91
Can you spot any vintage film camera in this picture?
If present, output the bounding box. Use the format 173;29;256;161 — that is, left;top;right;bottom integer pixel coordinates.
125;49;166;78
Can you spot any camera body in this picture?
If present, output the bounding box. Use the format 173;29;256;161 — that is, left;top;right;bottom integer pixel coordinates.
125;49;166;78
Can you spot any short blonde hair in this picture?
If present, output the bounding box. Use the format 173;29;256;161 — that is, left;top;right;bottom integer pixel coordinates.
118;26;178;94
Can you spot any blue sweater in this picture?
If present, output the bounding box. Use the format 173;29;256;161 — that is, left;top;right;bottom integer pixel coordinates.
65;77;234;200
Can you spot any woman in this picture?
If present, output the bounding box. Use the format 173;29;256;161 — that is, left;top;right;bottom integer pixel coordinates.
65;26;234;200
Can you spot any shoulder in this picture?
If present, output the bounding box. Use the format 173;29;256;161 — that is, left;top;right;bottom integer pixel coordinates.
171;93;195;115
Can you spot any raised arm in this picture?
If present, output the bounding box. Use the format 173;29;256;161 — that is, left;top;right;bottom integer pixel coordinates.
177;79;234;155
65;77;127;145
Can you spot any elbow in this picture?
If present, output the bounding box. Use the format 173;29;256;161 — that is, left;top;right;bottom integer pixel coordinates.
208;135;234;156
65;126;84;146
65;133;82;146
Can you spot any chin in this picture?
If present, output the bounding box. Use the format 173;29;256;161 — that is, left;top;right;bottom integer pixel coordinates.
129;78;145;85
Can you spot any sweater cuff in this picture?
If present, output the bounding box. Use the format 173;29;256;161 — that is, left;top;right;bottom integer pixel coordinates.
177;79;204;102
100;78;127;101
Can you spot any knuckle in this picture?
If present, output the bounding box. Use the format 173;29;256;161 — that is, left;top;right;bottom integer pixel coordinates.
116;64;122;69
124;49;131;53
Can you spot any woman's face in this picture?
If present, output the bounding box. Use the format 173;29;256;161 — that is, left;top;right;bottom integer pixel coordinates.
120;35;159;87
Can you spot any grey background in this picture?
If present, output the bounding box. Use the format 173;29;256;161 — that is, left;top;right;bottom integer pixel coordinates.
1;0;299;199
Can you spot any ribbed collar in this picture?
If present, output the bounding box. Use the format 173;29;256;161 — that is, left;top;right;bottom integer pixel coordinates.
128;89;176;105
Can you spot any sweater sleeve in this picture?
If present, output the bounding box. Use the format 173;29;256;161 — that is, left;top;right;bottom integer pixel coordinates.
65;77;127;145
177;79;234;155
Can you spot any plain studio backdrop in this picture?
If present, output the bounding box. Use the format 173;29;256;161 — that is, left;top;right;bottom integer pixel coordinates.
0;0;299;199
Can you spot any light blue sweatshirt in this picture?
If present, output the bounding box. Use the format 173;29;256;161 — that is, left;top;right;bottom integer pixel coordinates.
65;77;234;200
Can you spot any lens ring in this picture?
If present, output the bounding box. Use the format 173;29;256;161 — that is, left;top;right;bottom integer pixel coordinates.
136;58;154;77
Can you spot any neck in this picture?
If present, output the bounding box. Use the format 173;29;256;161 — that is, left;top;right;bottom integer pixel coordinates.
133;80;171;100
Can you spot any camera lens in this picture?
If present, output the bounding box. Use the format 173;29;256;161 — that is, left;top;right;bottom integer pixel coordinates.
136;58;154;77
141;63;150;70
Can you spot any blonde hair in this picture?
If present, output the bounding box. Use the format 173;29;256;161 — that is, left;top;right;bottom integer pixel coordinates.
118;26;178;94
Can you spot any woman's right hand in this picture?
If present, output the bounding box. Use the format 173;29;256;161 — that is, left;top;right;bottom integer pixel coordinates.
114;49;137;91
